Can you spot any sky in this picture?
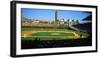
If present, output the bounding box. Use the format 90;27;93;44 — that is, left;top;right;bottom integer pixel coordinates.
21;8;92;23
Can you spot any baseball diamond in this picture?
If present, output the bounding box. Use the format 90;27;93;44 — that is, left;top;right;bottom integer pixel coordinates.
21;8;92;49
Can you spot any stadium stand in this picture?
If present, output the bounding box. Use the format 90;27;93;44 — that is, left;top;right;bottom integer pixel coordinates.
72;15;92;33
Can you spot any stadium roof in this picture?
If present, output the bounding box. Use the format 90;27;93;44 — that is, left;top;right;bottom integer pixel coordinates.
82;15;92;21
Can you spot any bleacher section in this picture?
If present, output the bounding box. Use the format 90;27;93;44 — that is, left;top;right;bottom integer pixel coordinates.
21;38;92;49
71;15;92;33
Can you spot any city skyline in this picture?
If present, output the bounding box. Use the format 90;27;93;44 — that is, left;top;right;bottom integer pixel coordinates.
21;8;92;23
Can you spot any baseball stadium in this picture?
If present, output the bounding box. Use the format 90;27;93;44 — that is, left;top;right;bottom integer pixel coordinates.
21;9;92;49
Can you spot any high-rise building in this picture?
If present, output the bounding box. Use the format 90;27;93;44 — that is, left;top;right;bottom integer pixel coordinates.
54;10;60;27
55;10;59;21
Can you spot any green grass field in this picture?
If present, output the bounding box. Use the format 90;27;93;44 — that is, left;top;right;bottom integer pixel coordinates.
21;27;89;40
31;32;74;36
